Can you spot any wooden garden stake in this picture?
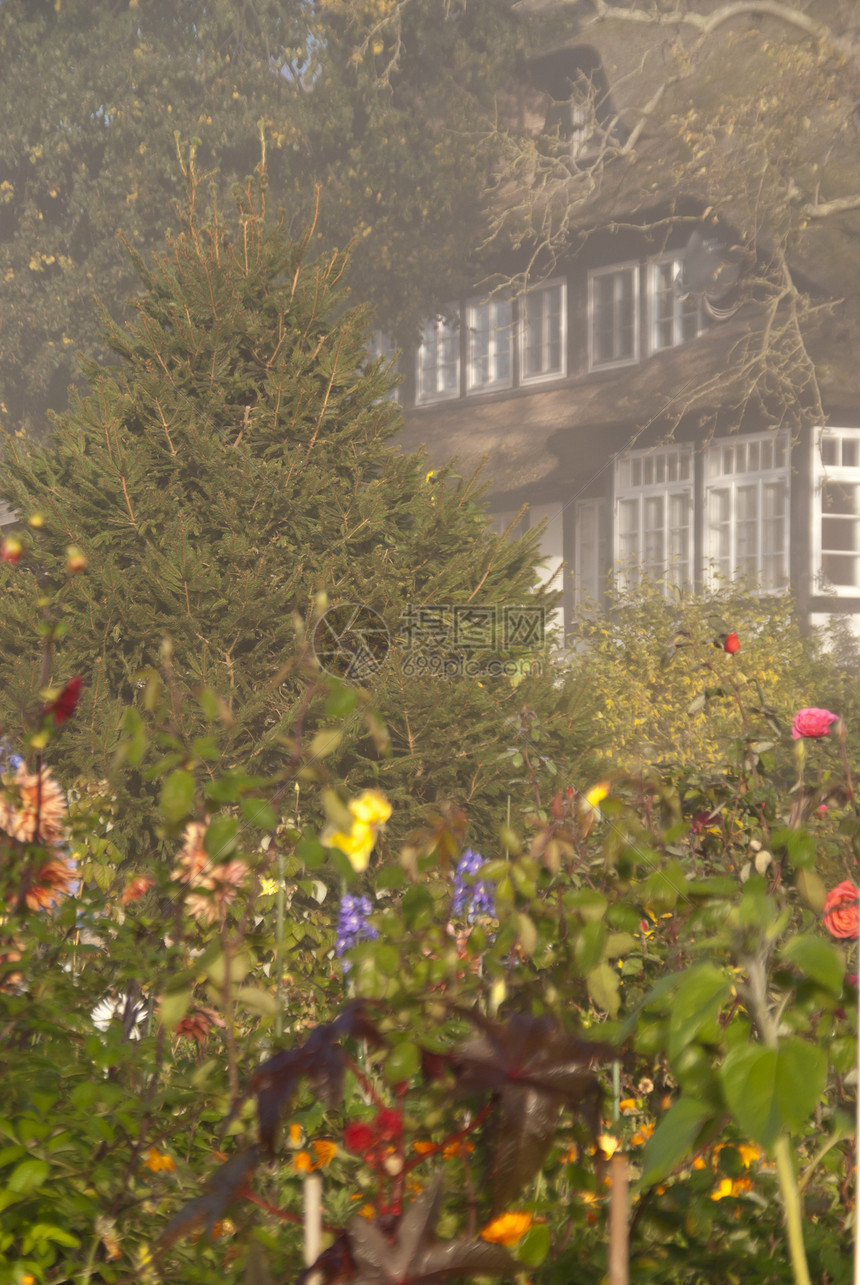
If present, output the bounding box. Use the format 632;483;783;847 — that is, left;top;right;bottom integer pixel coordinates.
304;1171;323;1285
608;1152;629;1285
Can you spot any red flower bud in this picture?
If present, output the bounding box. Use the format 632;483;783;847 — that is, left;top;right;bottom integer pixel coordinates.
1;535;23;565
45;676;83;726
724;632;740;654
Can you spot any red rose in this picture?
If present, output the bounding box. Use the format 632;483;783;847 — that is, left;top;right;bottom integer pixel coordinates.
724;632;740;654
792;707;838;740
823;880;860;940
343;1122;375;1155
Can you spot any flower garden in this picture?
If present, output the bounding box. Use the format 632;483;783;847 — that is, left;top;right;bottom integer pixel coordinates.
0;528;858;1285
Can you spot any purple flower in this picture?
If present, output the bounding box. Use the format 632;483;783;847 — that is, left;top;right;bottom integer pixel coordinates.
451;849;496;923
336;894;378;958
0;739;23;773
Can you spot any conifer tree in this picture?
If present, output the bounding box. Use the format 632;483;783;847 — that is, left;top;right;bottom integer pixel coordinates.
0;156;595;862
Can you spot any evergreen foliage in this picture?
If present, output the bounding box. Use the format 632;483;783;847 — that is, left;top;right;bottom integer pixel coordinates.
0;160;595;862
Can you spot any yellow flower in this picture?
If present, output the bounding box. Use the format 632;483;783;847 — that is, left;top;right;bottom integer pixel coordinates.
710;1176;752;1201
619;1098;637;1113
323;790;391;872
692;1155;708;1170
584;781;610;809
480;1211;534;1246
737;1143;761;1168
288;1122;304;1148
350;790;392;826
597;1133;621;1157
312;1139;338;1168
260;877;279;896
142;1147;175;1173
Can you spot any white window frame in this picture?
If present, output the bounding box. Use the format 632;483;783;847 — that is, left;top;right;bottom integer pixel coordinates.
519;278;567;385
416;312;460;404
466;297;514;395
704;431;789;591
588;262;639;371
813;427;860;596
647;256;703;355
614;445;693;590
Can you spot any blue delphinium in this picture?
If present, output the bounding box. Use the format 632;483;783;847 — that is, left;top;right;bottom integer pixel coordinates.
336;894;379;958
0;738;23;774
451;849;495;923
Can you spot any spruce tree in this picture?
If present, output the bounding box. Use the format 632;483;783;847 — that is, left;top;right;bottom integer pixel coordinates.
0;159;595;862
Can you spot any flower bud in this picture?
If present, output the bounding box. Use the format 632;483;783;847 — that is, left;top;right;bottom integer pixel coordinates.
27;513;45;529
66;545;87;575
1;535;23;565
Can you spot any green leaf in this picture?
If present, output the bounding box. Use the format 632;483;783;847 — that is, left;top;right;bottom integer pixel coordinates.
373;866;406;891
780;934;845;995
204;815;239;860
517;1223;550;1268
234;986;279;1017
207;951;252;988
296;831;327;869
160;769;195;823
720;1039;827;1150
383;1040;421;1084
564;889;607;921
8;1158;50;1193
666;964;731;1060
641;859;686;913
639;1097;713;1186
574;920;607;976
586;963;620;1017
605;932;637;958
401;886;434;930
308;728;343;760
160;989;192;1030
325;683;358;718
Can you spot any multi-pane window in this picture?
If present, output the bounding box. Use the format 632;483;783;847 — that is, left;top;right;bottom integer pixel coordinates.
814;429;860;593
467;298;513;393
521;279;566;382
589;264;639;369
416;313;460;403
705;433;788;590
615;446;693;588
648;258;702;353
574;498;607;604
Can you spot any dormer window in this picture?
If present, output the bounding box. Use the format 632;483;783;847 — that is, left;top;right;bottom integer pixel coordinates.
649;258;702;353
521;278;566;383
589;263;638;370
417;313;460;403
467;298;513;394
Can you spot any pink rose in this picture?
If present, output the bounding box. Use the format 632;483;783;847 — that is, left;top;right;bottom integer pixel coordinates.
791;707;838;740
823;881;860;940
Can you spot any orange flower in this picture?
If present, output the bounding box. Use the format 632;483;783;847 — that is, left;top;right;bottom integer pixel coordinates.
23;855;77;911
174;1007;224;1046
293;1151;314;1173
480;1211;533;1246
442;1138;474;1160
412;1140;437;1156
122;875;154;905
0;764;67;843
313;1139;338;1168
142;1147;176;1173
630;1121;655;1148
